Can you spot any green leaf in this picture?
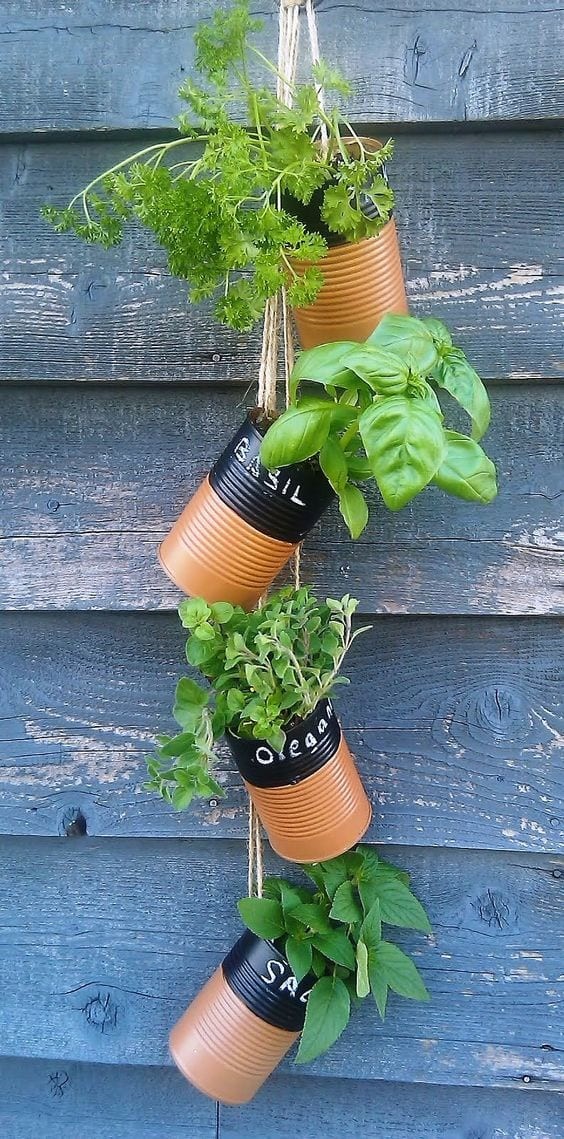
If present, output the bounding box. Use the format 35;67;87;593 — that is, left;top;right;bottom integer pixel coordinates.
291;903;331;934
316;856;350;899
368;957;388;1019
433;430;497;503
367;877;431;933
285;936;313;983
356;940;370;998
260;398;333;467
373;941;430;1002
367;314;439;374
173;678;209;728
421;316;452;351
290;341;361;399
435;349;491;440
237;896;286;941
338;482;369;538
296;976;351;1063
312;927;356;970
329;881;363;924
171;786;195;811
344;345;409;395
359;900;382;950
319;436;349;494
210;601;235;623
359;395;446;510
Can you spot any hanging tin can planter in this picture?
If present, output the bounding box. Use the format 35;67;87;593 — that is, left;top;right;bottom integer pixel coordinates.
227;698;371;863
169;930;312;1105
158;414;334;608
286;138;408;349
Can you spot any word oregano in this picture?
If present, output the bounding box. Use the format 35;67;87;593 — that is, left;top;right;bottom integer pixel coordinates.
42;1;394;331
147;588;369;810
238;844;431;1062
261;313;498;536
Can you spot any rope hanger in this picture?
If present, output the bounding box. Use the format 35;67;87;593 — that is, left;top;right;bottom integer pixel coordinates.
248;0;326;899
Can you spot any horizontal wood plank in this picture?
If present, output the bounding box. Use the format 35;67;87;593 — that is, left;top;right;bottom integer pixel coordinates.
0;1;562;134
1;613;562;853
1;1058;562;1139
2;131;562;382
0;1056;216;1138
0;383;562;614
0;836;562;1089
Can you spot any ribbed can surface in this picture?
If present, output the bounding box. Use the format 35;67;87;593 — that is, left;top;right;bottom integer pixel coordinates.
209;416;334;542
227;699;341;788
223;931;312;1030
292;218;408;348
158;477;297;609
245;734;372;864
169;964;299;1105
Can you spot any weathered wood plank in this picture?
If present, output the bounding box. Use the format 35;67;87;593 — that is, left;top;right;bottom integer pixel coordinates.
0;0;562;134
2;131;562;382
0;383;561;614
0;837;562;1089
1;1058;562;1139
0;1056;217;1138
1;613;562;853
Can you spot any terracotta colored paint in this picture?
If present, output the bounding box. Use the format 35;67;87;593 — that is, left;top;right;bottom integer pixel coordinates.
292;218;408;349
158;477;297;609
245;734;372;863
169;966;299;1105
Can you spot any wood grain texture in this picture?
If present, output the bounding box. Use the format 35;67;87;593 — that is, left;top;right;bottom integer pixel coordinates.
0;383;562;614
0;0;562;134
1;613;562;853
2;131;562;382
0;1056;216;1138
1;1058;563;1139
0;836;562;1088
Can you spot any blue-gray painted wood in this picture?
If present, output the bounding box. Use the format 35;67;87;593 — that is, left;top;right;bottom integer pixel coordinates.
2;130;562;383
0;836;562;1088
0;0;562;134
1;1057;563;1139
0;383;561;614
1;613;562;852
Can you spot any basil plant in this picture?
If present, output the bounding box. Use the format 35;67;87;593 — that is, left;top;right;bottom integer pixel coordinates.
260;314;498;538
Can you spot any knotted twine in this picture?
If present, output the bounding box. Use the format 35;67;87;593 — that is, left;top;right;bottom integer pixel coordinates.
248;0;326;899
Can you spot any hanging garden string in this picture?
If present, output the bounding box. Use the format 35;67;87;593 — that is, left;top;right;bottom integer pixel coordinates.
248;0;328;899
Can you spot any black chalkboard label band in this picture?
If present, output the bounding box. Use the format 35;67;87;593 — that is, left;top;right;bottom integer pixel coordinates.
227;698;342;788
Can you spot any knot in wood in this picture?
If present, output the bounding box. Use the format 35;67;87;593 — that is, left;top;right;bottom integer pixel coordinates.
82;991;118;1033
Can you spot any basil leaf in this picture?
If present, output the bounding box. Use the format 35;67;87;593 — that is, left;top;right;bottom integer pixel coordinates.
359;395;446;510
329;881;363;924
433;430;498;503
337;482;369;538
421;316;452;351
366;314;439;374
237;897;286;940
436;348;491;440
319;435;349;494
260;398;333;467
296;976;351;1063
285;936;313;983
373;941;430;1002
290;341;361;398
344;345;409;394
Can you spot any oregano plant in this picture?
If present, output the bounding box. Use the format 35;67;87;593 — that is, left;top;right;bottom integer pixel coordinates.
41;0;394;332
147;587;369;810
238;844;431;1063
260;313;498;536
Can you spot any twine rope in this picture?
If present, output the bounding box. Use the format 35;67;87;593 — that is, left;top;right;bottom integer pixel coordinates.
248;0;325;899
